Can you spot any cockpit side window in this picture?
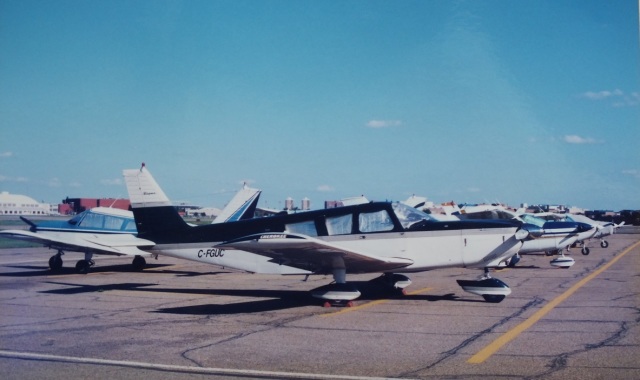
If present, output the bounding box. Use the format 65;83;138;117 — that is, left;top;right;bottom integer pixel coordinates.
286;220;318;236
326;214;353;235
359;210;394;233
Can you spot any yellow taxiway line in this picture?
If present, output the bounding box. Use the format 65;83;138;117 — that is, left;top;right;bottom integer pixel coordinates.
468;240;640;364
321;287;432;317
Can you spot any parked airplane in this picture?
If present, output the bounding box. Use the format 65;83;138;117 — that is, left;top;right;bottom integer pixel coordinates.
432;203;593;268
0;185;261;273
532;213;624;255
123;164;540;305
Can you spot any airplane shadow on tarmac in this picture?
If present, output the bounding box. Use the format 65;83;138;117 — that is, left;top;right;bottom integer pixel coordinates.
31;277;479;314
0;264;220;277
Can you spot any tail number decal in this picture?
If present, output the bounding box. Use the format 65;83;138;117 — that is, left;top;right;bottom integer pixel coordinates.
198;248;224;258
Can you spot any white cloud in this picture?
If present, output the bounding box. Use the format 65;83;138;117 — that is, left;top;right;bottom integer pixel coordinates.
579;89;638;107
366;120;402;128
622;169;640;179
613;92;640;107
0;151;13;158
579;89;623;100
101;178;123;186
47;178;61;187
317;185;334;192
0;175;28;183
563;135;602;144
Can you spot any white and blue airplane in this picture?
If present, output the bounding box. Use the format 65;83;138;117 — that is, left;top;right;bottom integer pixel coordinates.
0;184;261;273
531;212;624;255
430;203;594;268
122;164;541;305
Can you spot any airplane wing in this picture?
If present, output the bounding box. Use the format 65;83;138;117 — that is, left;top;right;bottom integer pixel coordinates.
215;232;413;273
0;229;155;257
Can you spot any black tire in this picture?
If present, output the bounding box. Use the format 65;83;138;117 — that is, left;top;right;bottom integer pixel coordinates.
132;256;146;271
600;241;609;248
49;255;63;271
75;260;89;274
581;247;590;255
482;294;506;303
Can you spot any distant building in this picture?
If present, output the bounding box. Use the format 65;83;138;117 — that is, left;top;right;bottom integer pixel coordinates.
0;191;52;215
285;197;294;211
61;197;131;215
301;197;311;211
324;200;343;209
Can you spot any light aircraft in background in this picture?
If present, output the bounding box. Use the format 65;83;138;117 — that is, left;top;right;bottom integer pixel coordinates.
123;164;540;305
532;213;624;255
425;202;593;268
0;185;261;273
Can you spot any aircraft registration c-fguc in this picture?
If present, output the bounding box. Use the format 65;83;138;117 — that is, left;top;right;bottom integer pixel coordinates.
123;164;542;306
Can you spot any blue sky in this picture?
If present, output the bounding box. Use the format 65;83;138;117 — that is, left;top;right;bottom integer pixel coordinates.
1;0;638;211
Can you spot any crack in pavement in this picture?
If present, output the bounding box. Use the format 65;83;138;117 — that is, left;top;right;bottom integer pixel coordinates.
524;311;638;380
398;297;545;378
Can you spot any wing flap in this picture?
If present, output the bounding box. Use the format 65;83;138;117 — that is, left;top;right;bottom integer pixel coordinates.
216;232;413;273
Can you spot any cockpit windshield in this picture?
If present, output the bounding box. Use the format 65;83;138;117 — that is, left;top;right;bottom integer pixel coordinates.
520;214;546;228
392;202;437;229
67;211;87;226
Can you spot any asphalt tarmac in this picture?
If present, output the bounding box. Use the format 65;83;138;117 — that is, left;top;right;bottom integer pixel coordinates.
0;234;638;380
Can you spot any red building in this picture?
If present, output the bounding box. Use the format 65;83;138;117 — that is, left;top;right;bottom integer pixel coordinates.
59;197;131;215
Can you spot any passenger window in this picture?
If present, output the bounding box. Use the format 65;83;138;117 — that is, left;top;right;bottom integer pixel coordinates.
78;212;103;228
122;220;138;232
103;215;124;230
286;220;318;236
326;214;353;235
359;210;394;233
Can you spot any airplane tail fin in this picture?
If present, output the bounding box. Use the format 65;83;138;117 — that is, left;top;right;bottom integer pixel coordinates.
212;185;261;224
122;163;188;238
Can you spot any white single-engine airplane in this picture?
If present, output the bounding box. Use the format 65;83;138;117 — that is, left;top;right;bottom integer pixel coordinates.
532;213;623;255
442;203;593;268
123;164;539;305
0;185;261;273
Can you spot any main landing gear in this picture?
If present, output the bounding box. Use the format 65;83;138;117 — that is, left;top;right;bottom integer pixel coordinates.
48;251;64;271
48;250;95;274
47;251;147;273
132;255;146;271
456;268;511;303
310;266;413;307
311;267;361;308
75;252;95;274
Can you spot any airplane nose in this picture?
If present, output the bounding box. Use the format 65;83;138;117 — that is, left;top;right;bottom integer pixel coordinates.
576;222;594;232
516;223;544;240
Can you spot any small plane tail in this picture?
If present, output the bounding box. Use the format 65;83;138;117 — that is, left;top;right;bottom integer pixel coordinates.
122;163;188;238
212;185;261;224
